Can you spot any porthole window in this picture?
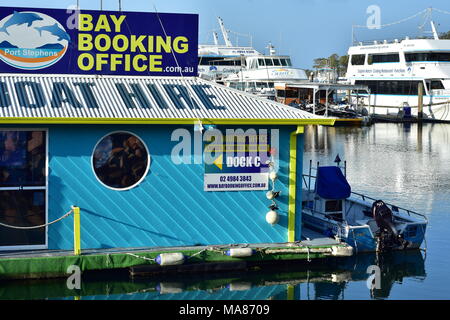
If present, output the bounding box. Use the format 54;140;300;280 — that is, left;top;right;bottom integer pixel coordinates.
92;132;149;190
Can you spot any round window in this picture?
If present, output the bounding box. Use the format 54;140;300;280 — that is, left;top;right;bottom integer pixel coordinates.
92;132;149;190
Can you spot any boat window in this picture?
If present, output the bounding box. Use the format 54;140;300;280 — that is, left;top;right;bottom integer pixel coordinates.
258;58;265;67
285;58;292;66
92;132;150;190
368;53;400;64
272;58;281;66
280;58;287;66
265;58;274;66
247;82;256;89
426;80;445;90
256;82;268;89
350;54;365;65
355;80;421;95
405;52;450;62
325;200;343;212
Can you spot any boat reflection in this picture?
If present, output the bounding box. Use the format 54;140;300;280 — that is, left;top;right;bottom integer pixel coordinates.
0;250;426;300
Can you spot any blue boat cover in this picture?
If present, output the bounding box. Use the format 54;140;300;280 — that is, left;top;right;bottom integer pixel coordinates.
315;166;351;199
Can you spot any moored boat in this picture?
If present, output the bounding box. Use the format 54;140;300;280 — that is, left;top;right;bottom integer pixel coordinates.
302;158;428;253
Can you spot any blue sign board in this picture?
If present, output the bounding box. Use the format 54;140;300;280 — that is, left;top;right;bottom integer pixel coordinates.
0;7;198;76
204;130;272;191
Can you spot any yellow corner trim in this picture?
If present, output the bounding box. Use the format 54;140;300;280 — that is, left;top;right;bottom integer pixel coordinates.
287;125;304;242
73;206;81;256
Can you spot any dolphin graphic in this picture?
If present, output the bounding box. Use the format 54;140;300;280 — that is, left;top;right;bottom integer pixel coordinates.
0;11;43;35
34;23;71;42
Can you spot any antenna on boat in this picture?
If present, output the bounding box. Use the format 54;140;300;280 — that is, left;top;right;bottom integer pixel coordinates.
218;17;233;47
213;31;219;45
266;42;276;56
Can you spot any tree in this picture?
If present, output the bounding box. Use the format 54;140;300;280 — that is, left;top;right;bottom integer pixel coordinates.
313;58;328;70
440;31;450;39
312;54;349;77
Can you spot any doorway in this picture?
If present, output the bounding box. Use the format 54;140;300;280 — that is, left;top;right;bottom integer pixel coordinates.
0;129;47;250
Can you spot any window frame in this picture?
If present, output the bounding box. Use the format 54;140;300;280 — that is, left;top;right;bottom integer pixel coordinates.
91;131;151;192
0;128;48;251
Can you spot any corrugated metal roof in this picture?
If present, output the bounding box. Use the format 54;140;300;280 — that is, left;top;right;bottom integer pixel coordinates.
0;74;332;125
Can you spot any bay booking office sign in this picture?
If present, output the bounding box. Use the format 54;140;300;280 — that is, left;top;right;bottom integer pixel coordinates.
0;7;198;76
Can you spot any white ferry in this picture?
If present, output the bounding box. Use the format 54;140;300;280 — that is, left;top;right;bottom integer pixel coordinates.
222;43;308;99
198;17;261;82
346;22;450;121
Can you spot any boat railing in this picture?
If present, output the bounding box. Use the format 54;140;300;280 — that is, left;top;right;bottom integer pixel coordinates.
352;36;433;46
302;173;428;223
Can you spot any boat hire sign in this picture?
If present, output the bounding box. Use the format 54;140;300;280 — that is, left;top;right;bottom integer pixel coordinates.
204;129;275;192
0;7;198;76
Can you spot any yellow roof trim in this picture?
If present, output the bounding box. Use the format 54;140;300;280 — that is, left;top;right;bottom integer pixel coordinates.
0;117;335;126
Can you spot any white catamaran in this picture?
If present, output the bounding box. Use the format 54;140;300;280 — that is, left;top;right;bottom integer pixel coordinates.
346;20;450;121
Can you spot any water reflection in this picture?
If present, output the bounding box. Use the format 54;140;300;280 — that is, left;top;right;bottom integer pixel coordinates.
0;251;426;300
303;123;450;213
2;123;447;300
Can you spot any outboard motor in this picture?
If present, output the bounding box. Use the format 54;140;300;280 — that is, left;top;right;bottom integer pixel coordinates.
372;200;409;252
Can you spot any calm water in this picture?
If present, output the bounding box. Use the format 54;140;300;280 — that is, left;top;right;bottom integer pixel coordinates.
2;123;450;300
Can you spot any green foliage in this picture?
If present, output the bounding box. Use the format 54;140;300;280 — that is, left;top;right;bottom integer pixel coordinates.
312;53;349;76
440;31;450;39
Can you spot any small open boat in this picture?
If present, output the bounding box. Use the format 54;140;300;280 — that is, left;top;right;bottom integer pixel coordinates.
302;157;428;253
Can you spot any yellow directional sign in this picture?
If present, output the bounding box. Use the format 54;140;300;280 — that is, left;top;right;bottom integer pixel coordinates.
213;154;223;170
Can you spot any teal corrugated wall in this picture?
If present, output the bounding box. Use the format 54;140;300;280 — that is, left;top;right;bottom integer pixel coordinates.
47;124;301;250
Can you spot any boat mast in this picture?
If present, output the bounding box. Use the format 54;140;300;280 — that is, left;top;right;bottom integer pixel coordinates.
218;17;233;47
431;21;440;40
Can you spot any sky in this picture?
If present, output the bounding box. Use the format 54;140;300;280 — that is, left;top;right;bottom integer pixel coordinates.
2;0;450;68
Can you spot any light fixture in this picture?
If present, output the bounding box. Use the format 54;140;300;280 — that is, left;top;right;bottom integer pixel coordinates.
269;171;278;181
266;190;281;200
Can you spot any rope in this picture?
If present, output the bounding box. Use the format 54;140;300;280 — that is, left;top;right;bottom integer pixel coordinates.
0;208;74;230
353;9;428;29
187;247;209;259
153;4;204;128
126;252;156;262
434;8;450;16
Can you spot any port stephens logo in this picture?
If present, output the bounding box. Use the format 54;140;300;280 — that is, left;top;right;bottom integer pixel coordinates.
0;10;70;70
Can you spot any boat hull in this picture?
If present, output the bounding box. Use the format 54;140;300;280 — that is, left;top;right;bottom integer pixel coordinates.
302;212;426;253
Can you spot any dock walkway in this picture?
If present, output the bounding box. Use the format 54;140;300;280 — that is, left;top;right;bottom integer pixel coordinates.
0;234;352;280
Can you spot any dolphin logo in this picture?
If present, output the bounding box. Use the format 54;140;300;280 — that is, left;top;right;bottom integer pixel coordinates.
0;11;43;35
35;23;70;42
